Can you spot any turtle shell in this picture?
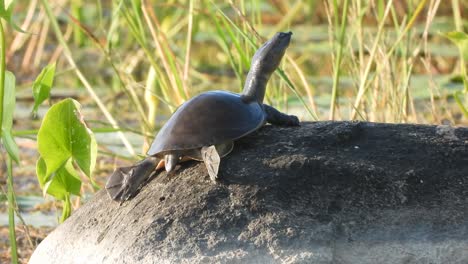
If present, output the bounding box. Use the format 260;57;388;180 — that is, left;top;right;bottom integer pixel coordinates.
147;91;265;157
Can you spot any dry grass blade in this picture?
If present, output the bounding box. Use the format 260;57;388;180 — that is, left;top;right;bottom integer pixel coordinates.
7;0;38;57
141;1;187;104
350;0;393;120
183;0;194;93
286;55;318;116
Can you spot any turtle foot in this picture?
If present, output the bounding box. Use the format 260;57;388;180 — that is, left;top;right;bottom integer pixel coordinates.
164;153;180;173
105;157;159;202
284;115;300;126
264;104;300;127
201;145;220;182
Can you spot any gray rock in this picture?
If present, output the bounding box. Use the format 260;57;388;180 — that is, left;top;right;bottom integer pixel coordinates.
30;122;468;264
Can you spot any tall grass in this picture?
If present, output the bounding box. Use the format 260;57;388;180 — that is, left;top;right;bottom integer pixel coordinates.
9;0;462;136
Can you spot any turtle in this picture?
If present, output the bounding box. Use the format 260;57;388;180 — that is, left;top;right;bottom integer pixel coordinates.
106;31;299;202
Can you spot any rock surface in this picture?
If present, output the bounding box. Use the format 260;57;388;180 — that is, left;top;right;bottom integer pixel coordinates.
30;122;468;264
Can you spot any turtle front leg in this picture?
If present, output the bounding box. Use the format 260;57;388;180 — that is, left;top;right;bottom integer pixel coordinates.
263;104;300;126
201;145;220;182
164;153;180;172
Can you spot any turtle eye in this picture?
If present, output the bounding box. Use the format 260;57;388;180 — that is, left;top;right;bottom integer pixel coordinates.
278;32;292;38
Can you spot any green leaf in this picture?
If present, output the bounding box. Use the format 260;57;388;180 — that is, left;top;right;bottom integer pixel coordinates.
1;71;19;163
32;63;56;115
444;31;468;61
37;98;97;178
36;157;82;200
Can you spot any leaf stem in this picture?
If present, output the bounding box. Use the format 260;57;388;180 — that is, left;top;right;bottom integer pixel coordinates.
60;194;71;223
0;20;5;137
7;155;19;264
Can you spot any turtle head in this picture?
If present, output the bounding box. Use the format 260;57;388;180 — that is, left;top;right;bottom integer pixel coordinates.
242;32;292;103
251;31;292;76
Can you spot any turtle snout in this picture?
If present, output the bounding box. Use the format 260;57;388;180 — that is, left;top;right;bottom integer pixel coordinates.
277;32;292;47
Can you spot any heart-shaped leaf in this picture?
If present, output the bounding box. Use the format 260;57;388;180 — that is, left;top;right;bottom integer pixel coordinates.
37;98;97;178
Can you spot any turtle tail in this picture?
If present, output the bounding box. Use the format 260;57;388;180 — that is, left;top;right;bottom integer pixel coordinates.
105;157;159;202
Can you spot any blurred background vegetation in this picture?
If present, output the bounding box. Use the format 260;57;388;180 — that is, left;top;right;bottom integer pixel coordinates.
0;0;467;262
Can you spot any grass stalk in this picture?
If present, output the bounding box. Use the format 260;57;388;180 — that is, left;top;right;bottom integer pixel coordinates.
271;1;302;34
213;16;244;86
71;0;84;46
144;67;158;131
422;0;442;122
141;2;186;103
329;0;349;120
286;56;318;116
450;0;467;92
451;0;462;30
386;0;429;58
350;0;393;120
183;0;195;93
34;18;49;66
118;2;175;112
7;0;38;56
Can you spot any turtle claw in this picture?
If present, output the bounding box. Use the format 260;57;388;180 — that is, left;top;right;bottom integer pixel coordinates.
287;115;300;126
201;145;221;182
